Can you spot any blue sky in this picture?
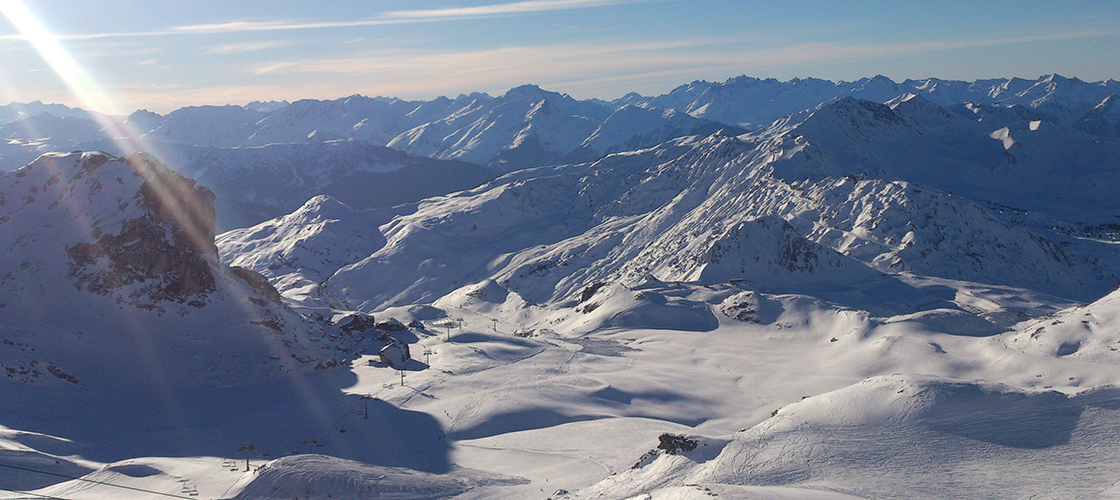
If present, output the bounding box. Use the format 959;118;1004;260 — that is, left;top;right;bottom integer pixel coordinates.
1;0;1118;114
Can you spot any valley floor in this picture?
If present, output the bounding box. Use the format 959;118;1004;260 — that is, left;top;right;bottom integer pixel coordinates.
7;279;1120;499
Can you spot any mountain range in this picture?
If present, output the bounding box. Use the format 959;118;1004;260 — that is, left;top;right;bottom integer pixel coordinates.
4;74;1118;171
3;74;1120;499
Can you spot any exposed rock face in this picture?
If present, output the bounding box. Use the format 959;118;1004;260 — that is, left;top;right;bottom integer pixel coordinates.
64;154;217;305
657;433;698;455
132;154;217;257
229;266;283;304
1;151;218;308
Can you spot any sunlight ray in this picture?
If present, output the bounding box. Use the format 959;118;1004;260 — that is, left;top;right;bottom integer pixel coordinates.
1;0;222;275
0;1;319;448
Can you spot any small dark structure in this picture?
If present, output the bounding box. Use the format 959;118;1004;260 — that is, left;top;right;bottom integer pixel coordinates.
657;433;698;455
379;339;411;367
338;313;378;333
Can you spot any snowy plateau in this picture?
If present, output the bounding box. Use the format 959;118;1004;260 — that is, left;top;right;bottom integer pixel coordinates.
2;74;1120;499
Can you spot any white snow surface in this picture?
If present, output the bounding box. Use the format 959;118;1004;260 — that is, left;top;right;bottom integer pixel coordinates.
61;139;501;231
7;78;1120;499
631;74;1120;129
232;112;1112;315
4;75;1119;178
385;85;728;170
206;108;1120;497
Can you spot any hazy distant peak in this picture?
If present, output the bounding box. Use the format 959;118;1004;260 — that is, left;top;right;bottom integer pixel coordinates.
245;99;290;113
501;84;570;103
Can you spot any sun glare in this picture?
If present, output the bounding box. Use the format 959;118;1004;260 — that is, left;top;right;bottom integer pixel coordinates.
1;4;339;449
0;0;221;254
0;1;108;111
1;0;281;392
0;0;156;155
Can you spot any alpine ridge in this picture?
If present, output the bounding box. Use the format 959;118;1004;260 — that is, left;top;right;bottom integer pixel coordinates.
6;74;1120;499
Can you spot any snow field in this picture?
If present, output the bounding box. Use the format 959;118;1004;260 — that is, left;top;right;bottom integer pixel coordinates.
6;76;1120;498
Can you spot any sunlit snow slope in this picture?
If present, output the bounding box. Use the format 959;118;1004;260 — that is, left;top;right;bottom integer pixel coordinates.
6;77;1120;500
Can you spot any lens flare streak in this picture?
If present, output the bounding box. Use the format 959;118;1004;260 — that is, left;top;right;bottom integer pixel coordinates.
2;0;335;453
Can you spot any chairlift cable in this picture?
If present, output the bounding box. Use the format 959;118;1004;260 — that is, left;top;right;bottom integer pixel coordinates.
0;487;72;500
0;462;210;500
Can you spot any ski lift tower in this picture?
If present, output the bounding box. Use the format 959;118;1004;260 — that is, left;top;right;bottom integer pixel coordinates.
303;437;319;455
237;443;257;471
361;394;376;419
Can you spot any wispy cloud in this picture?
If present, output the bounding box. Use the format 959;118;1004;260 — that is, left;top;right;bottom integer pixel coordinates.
248;28;1118;78
382;0;628;20
168;0;630;35
9;11;1119;114
169;19;385;34
206;41;293;54
242;41;766;100
231;26;1120;102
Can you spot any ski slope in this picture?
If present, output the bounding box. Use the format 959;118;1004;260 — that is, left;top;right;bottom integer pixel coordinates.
4;76;1120;499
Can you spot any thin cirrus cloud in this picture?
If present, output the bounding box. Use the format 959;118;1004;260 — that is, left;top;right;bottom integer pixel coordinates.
0;0;633;39
248;40;723;95
171;0;630;35
206;41;294;54
94;25;1120;111
381;0;628;19
246;27;1117;90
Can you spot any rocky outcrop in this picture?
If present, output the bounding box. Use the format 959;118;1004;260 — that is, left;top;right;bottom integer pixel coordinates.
131;154;217;257
63;154;217;305
230;266;283;304
0;151;218;309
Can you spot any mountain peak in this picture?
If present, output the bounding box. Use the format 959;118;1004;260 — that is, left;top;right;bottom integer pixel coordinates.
502;84;565;102
2;151;219;310
1071;93;1120;137
724;75;763;87
246;100;290;113
1041;73;1075;83
816;96;902;124
885;93;959;127
290;195;356;221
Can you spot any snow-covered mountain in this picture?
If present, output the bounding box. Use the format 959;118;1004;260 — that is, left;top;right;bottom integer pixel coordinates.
626;74;1120;130
5;74;1119;176
777;94;1120;226
143;105;268;148
1072;94;1120;137
0;100;103;124
0;152;449;472
0;151;223;312
0;112;110;169
0;103;504;231
223;96;1119;318
627;75;899;130
386;85;738;170
0;97;432;171
73;139;501;231
144;95;425;149
218;195;403;310
241;95;419;147
387;85;606;167
9;76;1120;499
561;105;736;164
